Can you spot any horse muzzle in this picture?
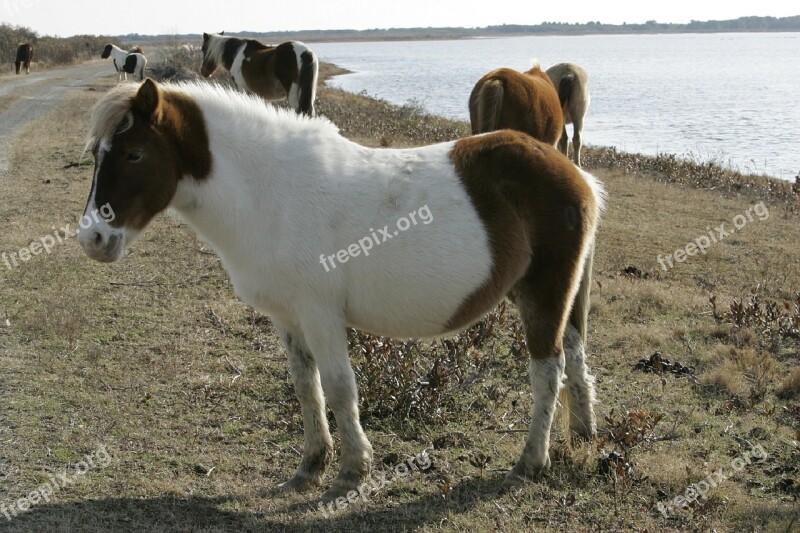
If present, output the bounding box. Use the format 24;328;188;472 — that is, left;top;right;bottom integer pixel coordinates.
78;227;125;263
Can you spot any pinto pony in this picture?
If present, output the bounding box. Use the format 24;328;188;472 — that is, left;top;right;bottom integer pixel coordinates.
79;79;603;500
101;44;147;82
15;43;33;75
546;63;590;167
201;32;319;116
469;61;563;147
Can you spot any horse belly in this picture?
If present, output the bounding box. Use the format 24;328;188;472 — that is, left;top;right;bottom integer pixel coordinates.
342;201;495;338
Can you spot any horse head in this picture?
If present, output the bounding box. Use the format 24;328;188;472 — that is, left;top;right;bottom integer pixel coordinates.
79;80;208;262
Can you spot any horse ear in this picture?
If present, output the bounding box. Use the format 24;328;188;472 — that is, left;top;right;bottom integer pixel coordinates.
134;78;162;120
203;33;209;40
220;30;225;35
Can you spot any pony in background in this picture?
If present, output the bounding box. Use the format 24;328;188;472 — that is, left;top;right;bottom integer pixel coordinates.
15;43;33;75
101;44;147;82
79;79;604;500
201;32;319;115
546;63;590;167
469;60;563;147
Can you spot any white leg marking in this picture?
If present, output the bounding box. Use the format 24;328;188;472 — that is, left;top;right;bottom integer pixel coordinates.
276;321;333;491
563;324;596;438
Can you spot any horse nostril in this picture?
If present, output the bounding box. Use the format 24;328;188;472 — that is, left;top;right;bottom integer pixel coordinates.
91;231;104;248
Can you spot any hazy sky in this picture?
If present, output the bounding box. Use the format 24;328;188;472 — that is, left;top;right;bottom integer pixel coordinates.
1;0;796;37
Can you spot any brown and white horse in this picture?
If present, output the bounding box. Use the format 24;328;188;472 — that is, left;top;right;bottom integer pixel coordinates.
201;32;319;116
546;63;590;167
101;44;147;82
78;79;603;501
15;43;33;75
469;60;563;147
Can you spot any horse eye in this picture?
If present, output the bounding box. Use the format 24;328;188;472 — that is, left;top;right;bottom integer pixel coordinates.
127;151;143;163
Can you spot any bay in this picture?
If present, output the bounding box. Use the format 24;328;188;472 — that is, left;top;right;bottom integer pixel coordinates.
312;33;800;181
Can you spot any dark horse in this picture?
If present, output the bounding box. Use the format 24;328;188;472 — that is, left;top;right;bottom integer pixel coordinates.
201;32;319;116
15;43;34;75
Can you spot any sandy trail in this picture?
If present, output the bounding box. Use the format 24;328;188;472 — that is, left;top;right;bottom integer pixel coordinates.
0;60;111;180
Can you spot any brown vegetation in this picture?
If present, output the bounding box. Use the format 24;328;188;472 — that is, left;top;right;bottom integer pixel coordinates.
0;53;798;531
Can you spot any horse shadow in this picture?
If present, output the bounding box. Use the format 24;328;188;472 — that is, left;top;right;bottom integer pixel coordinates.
2;474;504;532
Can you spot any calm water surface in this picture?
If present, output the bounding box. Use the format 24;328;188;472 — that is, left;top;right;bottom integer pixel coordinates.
312;33;799;180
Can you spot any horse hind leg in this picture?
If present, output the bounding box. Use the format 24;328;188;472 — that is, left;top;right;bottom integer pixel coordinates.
275;321;334;492
572;118;584;167
502;274;576;490
287;83;301;114
563;322;596;439
557;124;569;157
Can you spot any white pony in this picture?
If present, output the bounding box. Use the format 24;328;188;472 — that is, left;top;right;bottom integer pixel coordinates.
101;44;147;82
78;79;604;501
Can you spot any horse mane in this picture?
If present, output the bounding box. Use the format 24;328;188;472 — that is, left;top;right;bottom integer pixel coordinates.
86;81;340;154
204;33;234;65
86;83;139;151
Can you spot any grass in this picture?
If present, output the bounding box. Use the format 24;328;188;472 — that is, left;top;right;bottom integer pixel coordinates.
0;59;798;532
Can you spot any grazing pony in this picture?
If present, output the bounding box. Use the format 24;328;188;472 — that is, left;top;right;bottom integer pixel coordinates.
469;61;563;147
129;46;144;54
15;43;33;75
79;79;604;500
201;32;319;116
546;63;590;167
101;44;147;82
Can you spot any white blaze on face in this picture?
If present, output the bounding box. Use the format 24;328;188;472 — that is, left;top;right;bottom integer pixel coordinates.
77;139;132;263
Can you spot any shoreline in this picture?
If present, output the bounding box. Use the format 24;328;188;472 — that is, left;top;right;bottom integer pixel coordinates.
316;63;798;202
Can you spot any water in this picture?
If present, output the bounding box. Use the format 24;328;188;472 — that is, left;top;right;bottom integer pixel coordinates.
311;33;800;181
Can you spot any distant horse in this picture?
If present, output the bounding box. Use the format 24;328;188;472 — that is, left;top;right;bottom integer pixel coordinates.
546;63;590;167
15;43;33;75
469;61;563;147
101;44;147;82
129;46;144;54
79;79;603;500
201;32;319;115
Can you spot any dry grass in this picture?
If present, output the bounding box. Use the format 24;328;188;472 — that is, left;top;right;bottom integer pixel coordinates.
0;62;798;532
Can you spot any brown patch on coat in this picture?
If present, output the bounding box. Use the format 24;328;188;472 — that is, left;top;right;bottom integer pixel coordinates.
92;80;212;232
446;130;596;359
240;41;299;100
468;66;563;147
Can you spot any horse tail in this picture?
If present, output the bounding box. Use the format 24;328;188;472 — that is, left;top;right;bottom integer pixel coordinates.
297;49;318;116
557;74;576;109
569;240;594;344
476;79;504;133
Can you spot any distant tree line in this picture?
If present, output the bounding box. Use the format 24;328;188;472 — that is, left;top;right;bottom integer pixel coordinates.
119;15;800;44
1;23;115;70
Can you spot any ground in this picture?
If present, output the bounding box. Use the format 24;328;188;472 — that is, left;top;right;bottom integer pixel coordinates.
0;51;798;532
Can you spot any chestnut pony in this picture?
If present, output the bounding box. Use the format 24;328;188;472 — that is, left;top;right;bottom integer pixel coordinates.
469;60;563;147
15;43;33;75
201;32;319;116
79;79;603;501
546;63;590;167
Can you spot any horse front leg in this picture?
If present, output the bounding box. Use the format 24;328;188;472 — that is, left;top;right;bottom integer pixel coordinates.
275;321;333;492
299;310;372;501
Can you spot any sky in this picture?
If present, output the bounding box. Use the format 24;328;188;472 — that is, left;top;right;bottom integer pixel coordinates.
1;0;797;37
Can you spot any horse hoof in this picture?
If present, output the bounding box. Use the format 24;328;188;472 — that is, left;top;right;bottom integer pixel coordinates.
278;474;321;493
500;459;548;492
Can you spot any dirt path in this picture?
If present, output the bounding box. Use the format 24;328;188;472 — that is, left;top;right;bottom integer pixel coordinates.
0;60;111;180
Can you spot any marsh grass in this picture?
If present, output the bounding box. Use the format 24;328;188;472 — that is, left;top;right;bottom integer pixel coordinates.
0;61;798;532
